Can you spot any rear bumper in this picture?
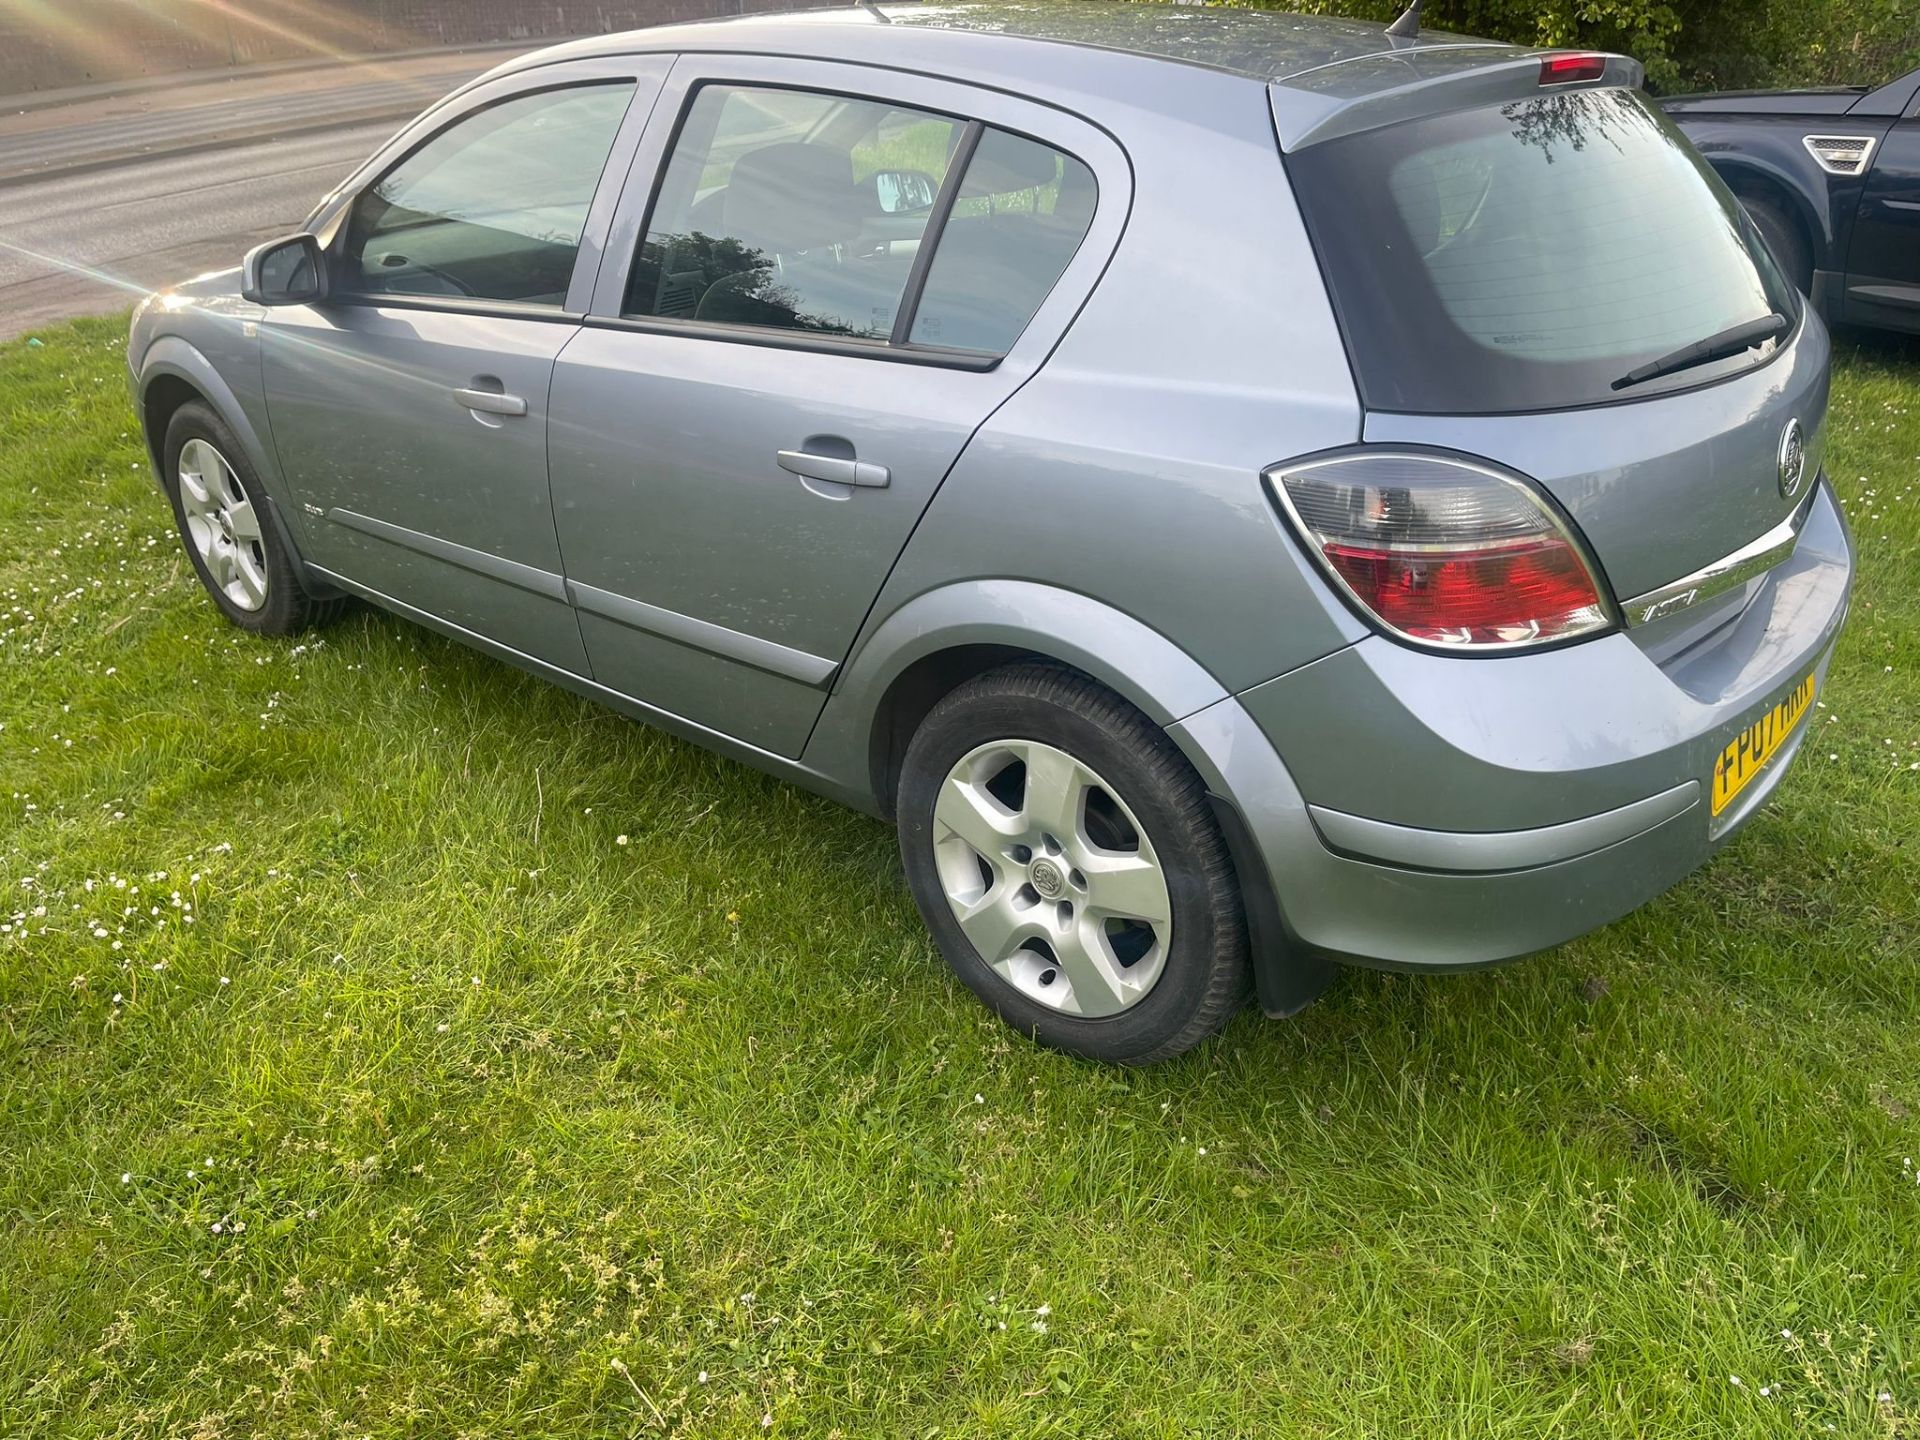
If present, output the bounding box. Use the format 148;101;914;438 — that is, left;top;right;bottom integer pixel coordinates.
1172;477;1853;972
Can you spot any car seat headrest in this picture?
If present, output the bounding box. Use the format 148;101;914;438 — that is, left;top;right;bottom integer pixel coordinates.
722;143;859;256
960;132;1063;198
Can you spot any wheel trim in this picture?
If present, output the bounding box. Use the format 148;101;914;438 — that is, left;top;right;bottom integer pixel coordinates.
177;438;268;612
933;739;1173;1018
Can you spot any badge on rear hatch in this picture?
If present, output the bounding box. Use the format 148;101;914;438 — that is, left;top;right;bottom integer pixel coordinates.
1712;671;1817;816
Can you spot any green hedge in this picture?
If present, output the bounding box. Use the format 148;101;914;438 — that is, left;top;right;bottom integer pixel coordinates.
1232;0;1919;93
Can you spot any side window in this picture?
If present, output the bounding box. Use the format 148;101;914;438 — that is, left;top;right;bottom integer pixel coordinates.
625;85;966;339
909;129;1098;354
341;83;634;308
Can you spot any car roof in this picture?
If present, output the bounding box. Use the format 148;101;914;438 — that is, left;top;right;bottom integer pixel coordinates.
471;2;1618;151
488;1;1502;89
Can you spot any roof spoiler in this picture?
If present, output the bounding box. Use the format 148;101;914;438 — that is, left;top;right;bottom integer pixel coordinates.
1271;49;1644;152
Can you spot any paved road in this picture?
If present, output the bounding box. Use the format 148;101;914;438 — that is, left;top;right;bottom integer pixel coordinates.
0;49;524;341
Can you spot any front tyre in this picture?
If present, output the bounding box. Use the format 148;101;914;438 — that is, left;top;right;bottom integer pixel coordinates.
1739;191;1813;297
163;400;342;636
897;664;1250;1063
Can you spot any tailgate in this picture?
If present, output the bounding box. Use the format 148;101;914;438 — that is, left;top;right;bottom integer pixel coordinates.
1363;321;1829;603
1281;77;1820;601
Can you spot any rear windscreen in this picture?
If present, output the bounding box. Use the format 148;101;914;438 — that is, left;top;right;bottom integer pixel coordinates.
1287;87;1799;414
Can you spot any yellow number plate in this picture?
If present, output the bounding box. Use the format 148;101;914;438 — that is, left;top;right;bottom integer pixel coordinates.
1712;670;1817;817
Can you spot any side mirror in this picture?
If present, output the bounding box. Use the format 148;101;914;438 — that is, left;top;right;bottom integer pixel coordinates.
871;169;938;215
241;233;327;306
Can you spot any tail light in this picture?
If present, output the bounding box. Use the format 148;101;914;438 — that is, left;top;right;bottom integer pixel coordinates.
1265;450;1616;653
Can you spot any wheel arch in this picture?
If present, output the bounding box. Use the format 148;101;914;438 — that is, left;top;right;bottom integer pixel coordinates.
136;336;283;494
816;580;1232;819
139;372;204;476
135;336;341;600
864;642;1040;817
1713;156;1833;269
809;579;1334;1022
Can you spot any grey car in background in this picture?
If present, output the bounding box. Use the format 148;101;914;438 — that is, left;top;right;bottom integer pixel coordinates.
128;2;1853;1062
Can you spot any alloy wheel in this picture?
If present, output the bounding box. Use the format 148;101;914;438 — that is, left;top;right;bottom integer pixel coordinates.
177;437;268;612
931;739;1172;1017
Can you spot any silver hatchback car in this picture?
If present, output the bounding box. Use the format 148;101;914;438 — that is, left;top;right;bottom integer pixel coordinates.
129;2;1853;1062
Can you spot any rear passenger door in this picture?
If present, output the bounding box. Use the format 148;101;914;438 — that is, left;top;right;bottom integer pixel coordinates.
548;58;1124;757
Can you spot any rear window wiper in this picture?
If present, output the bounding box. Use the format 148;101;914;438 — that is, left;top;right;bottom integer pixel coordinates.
1611;313;1789;391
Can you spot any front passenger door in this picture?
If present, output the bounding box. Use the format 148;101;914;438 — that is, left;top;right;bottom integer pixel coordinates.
262;62;662;672
548;59;1124;756
1843;110;1920;327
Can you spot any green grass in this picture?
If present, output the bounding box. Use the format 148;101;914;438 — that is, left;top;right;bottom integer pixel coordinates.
1;314;1916;1438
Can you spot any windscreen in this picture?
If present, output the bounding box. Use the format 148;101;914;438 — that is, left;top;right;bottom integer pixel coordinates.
1287;87;1799;414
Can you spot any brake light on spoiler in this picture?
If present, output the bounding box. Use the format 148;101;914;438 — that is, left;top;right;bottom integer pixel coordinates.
1540;53;1610;85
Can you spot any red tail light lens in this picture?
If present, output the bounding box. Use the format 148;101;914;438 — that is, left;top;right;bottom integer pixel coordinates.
1266;451;1615;652
1540;53;1609;85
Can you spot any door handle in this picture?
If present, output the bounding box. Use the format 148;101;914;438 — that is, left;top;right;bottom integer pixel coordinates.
776;449;889;489
453;386;528;417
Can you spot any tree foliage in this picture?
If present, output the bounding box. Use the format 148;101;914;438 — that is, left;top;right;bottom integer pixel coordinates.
1233;0;1919;93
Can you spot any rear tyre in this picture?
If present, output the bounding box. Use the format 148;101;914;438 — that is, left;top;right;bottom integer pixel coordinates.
163;401;344;636
1739;191;1813;296
897;663;1250;1064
